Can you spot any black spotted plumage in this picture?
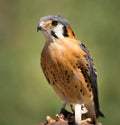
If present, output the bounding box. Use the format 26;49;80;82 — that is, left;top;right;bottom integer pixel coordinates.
38;15;104;125
80;43;104;118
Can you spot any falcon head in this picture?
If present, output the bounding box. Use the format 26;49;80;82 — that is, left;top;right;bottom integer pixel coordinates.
37;15;75;40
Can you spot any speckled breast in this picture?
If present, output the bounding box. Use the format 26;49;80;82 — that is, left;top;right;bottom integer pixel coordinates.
41;43;93;104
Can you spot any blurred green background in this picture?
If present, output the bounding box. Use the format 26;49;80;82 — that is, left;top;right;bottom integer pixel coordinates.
0;0;120;125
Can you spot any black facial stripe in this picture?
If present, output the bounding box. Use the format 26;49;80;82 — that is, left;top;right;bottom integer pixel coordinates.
63;26;69;37
51;31;58;39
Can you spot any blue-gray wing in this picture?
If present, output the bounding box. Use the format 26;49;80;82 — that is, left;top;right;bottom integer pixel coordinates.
80;43;104;118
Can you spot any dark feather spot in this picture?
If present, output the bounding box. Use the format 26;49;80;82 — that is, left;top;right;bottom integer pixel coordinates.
89;88;92;92
53;73;56;76
89;94;92;97
67;80;70;83
53;82;55;85
65;70;68;75
76;63;79;66
73;65;76;68
63;26;69;37
75;85;77;88
78;66;81;69
64;84;66;87
87;84;89;88
80;89;83;93
55;79;57;82
85;79;88;83
51;31;58;39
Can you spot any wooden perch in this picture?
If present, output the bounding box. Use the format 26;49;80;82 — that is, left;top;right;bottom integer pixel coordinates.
38;108;102;125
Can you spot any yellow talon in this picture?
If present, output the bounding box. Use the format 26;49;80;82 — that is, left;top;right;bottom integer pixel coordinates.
56;114;65;121
81;118;91;123
46;116;56;123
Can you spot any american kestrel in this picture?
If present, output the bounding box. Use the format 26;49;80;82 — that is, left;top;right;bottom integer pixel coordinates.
37;15;104;125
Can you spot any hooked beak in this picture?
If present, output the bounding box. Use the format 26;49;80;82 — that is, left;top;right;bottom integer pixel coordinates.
37;24;43;32
37;21;46;32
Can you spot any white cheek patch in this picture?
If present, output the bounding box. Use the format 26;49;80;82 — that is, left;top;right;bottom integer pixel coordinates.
53;24;64;39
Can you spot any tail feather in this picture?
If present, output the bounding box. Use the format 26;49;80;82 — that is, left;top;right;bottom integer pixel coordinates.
96;109;104;118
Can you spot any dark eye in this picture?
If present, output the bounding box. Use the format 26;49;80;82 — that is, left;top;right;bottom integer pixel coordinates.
51;20;58;26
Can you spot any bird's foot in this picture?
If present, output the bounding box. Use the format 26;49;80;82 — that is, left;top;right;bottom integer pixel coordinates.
56;114;66;121
45;116;56;124
60;108;73;119
44;115;68;125
81;118;92;124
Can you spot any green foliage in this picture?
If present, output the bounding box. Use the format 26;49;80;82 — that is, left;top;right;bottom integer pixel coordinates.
0;0;120;125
